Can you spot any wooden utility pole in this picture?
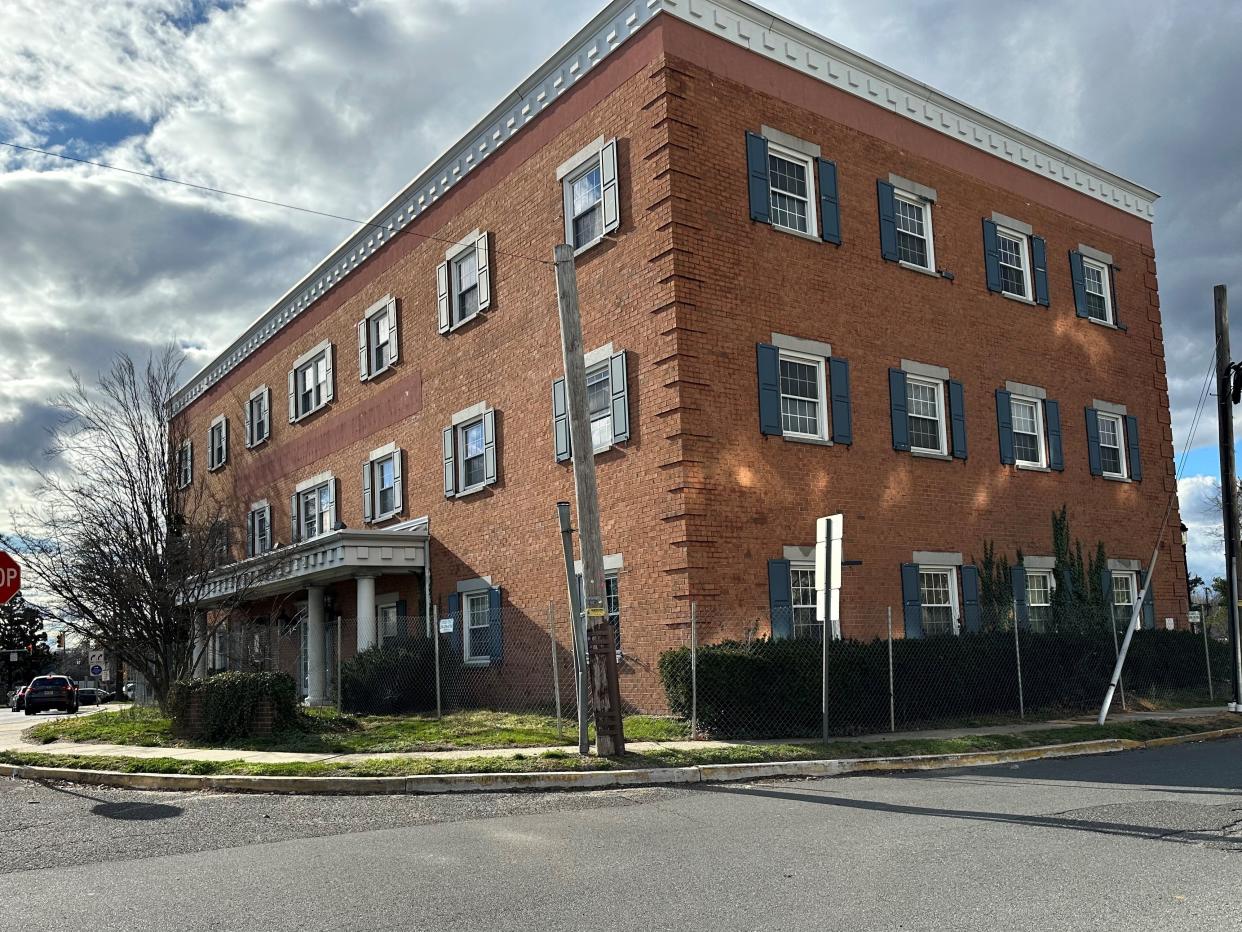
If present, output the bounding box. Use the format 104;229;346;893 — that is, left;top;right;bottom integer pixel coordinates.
1214;284;1242;711
553;243;625;755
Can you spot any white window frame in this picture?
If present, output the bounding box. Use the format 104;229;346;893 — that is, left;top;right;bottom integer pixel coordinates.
1097;411;1128;479
1081;255;1114;324
463;590;490;664
1111;571;1137;629
996;226;1032;300
366;446;402;523
376;592;400;647
919;565;960;636
456;416;488;495
364;299;397;378
894;189;935;273
789;561;820;640
584;359;615;453
247;501;271;557
558;137;618;255
291;342;333;422
207;416;227;472
906;375;948;456
176;440;192;489
1010;395;1047;469
1026;570;1054;632
777;348;828;441
247;386;270;448
766;141;817;237
298;479;335;541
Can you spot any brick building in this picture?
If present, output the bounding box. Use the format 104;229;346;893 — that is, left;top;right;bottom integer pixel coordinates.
176;0;1185;711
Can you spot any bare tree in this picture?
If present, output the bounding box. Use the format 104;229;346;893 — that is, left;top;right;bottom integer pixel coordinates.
5;347;278;710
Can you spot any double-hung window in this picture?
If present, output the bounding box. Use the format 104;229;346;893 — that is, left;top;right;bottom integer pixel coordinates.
1082;256;1112;323
790;564;819;639
558;138;619;254
443;405;497;498
1010;396;1046;468
363;446;403;524
176;440;193;489
586;362;613;450
996;227;1031;299
378;598;401;647
1097;412;1127;479
919;566;959;636
358;297;398;380
894;192;934;271
246;502;272;557
437;233;490;334
907;376;947;455
289;341;333;422
779;350;827;440
1111;571;1136;629
246;386;270;448
460;419;486;491
553;347;631;461
295;478;335;542
767;143;816;235
463;590;491;663
208;416;227;471
1026;571;1053;632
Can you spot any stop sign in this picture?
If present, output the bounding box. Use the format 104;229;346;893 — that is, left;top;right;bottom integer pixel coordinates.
0;552;20;605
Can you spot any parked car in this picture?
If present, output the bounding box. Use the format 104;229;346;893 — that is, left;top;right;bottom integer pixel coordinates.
123;682;135;700
23;676;78;715
77;687;112;705
8;686;28;712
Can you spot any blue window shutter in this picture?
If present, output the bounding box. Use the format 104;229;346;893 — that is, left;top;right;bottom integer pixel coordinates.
949;379;967;459
609;351;630;443
1125;415;1142;481
290;493;300;544
1031;235;1050;306
829;357;852;444
889;368;909;451
1070;251;1089;318
995;389;1015;465
488;587;503;663
1059;568;1075;602
447;593;462;657
1139;570;1155;630
901;563;923;638
816;157;841;245
1084;408;1103;476
552;378;571;462
395;599;407;619
442;425;456;497
982;219;1002;293
1100;568;1114;621
1045;399;1064;471
961;565;982;633
746;131;770;223
767;559;792;639
757;343;783;436
482;409;497;486
877;180;898;261
1010;565;1030;630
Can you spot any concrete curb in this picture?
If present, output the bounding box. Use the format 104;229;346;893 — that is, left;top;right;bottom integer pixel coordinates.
2;728;1239;796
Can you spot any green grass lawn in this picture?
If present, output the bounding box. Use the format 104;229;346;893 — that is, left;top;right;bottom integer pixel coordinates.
4;716;1236;778
23;706;690;754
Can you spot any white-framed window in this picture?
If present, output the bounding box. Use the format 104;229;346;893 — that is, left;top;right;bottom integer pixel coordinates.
289;342;333;422
176;440;193;489
363;446;403;523
377;596;401;647
437;234;490;334
246;386;270;448
358;297;398;380
1011;395;1046;468
453;248;480;323
778;349;827;440
919;566;959;636
907;375;947;455
463;590;490;663
559;138;618;253
298;480;334;541
553;348;629;462
1082;256;1113;323
996;227;1032;299
586;361;614;450
1098;412;1127;479
1111;571;1137;629
458;417;487;492
246;502;272;557
895;191;934;271
604;572;622;654
767;142;817;236
443;405;496;498
1026;570;1054;632
207;416;227;471
790;563;819;639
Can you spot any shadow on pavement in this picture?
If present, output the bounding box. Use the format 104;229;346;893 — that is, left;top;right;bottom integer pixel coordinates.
41;782;184;822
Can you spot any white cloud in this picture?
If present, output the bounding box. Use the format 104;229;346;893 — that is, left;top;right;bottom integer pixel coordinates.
1178;474;1225;581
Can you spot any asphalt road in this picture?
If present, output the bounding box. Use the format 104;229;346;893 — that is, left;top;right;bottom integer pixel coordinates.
1;739;1239;931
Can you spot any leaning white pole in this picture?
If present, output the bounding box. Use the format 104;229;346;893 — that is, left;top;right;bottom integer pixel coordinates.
1097;546;1161;725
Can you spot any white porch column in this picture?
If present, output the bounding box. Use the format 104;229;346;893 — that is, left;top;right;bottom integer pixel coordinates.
305;586;327;706
193;617;209;678
356;574;378;653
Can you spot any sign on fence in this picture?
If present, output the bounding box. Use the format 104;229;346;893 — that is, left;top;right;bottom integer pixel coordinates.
438;616;453;634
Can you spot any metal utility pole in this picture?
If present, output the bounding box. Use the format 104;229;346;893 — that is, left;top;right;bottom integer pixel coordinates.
1215;284;1242;712
556;501;590;755
553;243;625;755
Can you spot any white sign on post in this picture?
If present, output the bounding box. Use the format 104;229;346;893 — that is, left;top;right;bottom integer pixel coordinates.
815;514;844;639
89;650;105;669
438;617;454;635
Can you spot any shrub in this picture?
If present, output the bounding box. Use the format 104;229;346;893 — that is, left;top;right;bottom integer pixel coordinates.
659;630;1229;739
167;671;299;742
340;638;440;715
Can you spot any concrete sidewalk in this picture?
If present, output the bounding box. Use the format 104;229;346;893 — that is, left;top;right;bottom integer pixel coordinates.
0;705;1229;766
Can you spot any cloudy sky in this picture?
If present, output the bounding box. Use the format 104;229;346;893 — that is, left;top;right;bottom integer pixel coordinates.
1;0;1239;582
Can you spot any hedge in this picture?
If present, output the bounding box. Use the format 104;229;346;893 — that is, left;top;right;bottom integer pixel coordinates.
658;630;1228;739
168;671;299;742
340;638;441;715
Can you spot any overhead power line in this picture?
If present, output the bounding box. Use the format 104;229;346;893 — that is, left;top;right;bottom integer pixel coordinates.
0;140;553;266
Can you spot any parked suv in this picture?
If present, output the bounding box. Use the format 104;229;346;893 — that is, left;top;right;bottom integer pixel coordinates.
23;676;78;715
77;687;111;705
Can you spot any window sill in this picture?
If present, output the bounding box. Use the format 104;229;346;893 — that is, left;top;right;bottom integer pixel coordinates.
208;462;226;473
368;511;403;526
1102;474;1133;483
770;223;823;245
290;403;330;424
445;313;483;335
361;362;396;381
910;449;952;461
1001;291;1036;306
454;483;489;499
572;236;608;258
1086;316;1121;331
246;437;270;450
1016;463;1051;473
783;434;833;447
463;657;490;668
899;260;941;279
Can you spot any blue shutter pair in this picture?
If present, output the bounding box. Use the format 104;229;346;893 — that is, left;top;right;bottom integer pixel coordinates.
1070;252;1124;328
746;131;841;244
445;589;504;663
552;352;630;462
1084;409;1142;480
888;369;967;458
898;564;981;637
757;344;852;443
994;390;1063;469
982;220;1049;306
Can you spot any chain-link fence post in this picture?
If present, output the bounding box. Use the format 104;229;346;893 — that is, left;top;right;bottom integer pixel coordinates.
887;606;895;733
1203;611;1216;701
690;602;698;741
432;604;442;720
335;615;342;713
548;602;563;741
1012;598;1025;719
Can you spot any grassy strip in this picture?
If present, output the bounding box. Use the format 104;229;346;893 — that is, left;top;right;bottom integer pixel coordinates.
22;706;689;753
4;716;1236;779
